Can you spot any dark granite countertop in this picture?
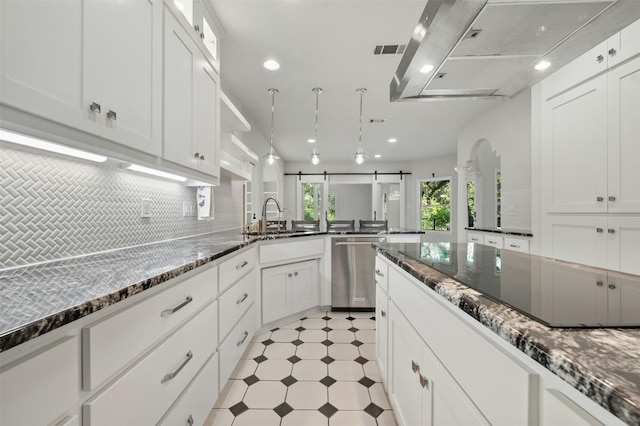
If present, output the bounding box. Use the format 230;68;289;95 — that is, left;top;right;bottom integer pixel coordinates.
375;242;640;425
466;226;533;237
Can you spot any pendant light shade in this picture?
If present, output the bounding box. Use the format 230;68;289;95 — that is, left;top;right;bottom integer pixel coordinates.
310;87;322;166
354;88;367;165
264;88;280;165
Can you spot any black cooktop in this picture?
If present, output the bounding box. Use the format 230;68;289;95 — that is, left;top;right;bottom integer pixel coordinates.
396;242;640;328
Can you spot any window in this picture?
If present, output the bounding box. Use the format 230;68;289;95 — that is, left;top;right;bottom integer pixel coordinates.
495;170;501;228
327;193;336;221
419;178;451;231
303;183;323;220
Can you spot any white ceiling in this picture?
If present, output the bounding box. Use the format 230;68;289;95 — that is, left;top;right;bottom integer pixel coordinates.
209;0;498;163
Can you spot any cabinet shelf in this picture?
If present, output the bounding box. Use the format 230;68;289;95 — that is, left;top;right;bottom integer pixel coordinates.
221;91;251;133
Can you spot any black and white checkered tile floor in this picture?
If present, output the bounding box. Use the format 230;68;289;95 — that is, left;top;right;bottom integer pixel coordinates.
205;310;396;426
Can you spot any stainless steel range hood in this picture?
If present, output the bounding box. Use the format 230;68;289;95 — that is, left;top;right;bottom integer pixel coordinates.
391;0;640;101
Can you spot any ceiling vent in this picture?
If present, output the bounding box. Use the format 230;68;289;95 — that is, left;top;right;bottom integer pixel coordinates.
390;0;640;101
374;44;406;55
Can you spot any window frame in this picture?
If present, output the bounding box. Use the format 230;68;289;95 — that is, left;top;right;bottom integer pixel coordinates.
417;176;453;234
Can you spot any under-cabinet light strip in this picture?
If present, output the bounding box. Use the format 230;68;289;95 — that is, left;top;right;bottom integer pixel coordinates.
120;163;187;182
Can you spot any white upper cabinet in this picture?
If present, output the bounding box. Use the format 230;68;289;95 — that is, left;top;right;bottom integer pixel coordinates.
0;0;163;156
163;8;220;178
171;0;220;69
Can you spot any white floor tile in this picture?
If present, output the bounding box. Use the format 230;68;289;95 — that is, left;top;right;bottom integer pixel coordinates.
299;329;327;342
329;410;377;426
254;359;293;380
285;381;328;409
241;342;265;359
280;319;303;329
328;311;351;320
328;381;372;410
369;383;392;409
359;343;376;361
328;343;360;361
204;408;234;426
362;361;382;382
271;329;300;342
352;318;376;329
328;360;365;381
263;342;297;359
296;342;328;359
281;409;329;426
213;380;247;408
327;318;352;329
232;409;282;426
349;311;375;319
301;318;327;329
306;310;329;319
243;381;288;409
292;359;328;381
376;410;398;426
251;331;271;343
328;329;356;343
229;359;258;379
355;329;375;343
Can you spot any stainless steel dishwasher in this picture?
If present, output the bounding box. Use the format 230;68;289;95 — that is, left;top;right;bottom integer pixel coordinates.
331;236;385;311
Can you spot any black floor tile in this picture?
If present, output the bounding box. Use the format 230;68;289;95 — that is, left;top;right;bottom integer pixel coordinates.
321;339;334;346
254;355;268;363
318;402;338;418
322;316;332;320
281;375;298;386
288;355;302;364
364;402;384;418
291;338;304;346
295;326;306;332
349;327;359;332
320;355;335;364
243;374;259;386
262;339;274;346
346;316;355;321
320;375;337;387
274;402;294;417
358;376;376;388
322;326;332;332
229;401;249;417
354;356;368;365
351;340;363;347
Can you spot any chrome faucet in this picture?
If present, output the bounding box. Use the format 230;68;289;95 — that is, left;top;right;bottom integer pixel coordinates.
261;197;283;232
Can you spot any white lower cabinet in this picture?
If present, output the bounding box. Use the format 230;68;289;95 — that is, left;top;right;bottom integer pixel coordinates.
543;389;604;426
261;260;319;325
82;301;218;426
219;304;256;392
218;268;256;342
375;284;389;386
0;337;79;426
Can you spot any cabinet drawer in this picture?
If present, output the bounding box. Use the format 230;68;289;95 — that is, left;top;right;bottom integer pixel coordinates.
389;268;537;425
1;337;79;426
484;235;503;248
219;248;256;293
467;232;484;244
219;268;256;342
219;305;256;392
160;352;219;426
259;238;324;264
543;388;603;426
504;237;530;253
375;256;389;293
82;265;218;390
83;301;218;426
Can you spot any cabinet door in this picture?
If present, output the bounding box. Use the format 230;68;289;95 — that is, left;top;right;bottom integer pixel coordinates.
163;9;198;169
607;270;640;326
607;56;640;213
291;261;318;313
545;215;608;269
606;216;640;275
96;0;162;155
542;75;608;213
375;285;389;385
543;389;604;426
608;18;640;68
196;61;220;177
0;0;95;134
388;304;426;426
261;266;291;325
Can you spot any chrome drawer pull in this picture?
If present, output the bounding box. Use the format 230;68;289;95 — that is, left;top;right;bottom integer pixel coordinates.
89;102;101;113
380;309;386;318
236;293;249;305
509;244;519;248
596;281;604;287
608;228;615;234
237;331;249;347
608;196;616;202
187;415;194;426
596;228;603;233
419;374;429;389
596;54;604;63
161;296;193;317
608;48;617;56
106;110;117;120
161;351;193;384
608;284;616;290
596;196;604;202
411;360;419;373
236;260;248;270
375;269;384;277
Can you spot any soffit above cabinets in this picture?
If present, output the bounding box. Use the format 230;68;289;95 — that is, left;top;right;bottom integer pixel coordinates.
392;0;640;101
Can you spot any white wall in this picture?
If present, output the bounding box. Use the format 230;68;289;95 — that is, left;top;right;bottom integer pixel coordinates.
456;90;532;241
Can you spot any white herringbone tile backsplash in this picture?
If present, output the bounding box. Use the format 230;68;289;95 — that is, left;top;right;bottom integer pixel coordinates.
0;143;243;269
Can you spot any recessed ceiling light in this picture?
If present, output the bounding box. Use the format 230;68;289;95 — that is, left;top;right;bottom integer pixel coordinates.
307;138;315;143
388;138;397;143
420;64;434;74
374;154;382;158
263;60;280;70
535;60;551;71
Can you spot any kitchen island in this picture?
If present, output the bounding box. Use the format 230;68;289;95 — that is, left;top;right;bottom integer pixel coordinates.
375;242;640;425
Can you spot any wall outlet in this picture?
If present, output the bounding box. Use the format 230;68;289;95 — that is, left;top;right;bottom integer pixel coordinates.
183;201;196;217
141;198;151;218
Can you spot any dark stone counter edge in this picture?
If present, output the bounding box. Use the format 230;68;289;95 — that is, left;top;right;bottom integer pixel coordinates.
0;242;254;352
465;227;533;237
375;247;639;425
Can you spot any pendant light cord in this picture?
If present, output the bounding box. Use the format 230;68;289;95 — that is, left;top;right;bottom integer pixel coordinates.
314;90;319;145
358;90;363;147
270;90;276;149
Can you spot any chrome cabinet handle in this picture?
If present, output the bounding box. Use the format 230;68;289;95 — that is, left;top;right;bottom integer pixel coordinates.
161;351;193;384
608;196;616;201
380;309;386;318
609;48;617;56
194;152;200;159
237;331;249;347
107;110;117;120
608;228;615;234
411;360;419;373
288;273;292;277
596;281;604;287
596;228;603;233
187;415;194;426
375;269;384;277
236;260;248;270
161;296;193;317
89;102;101;113
608;283;617;289
236;293;249;305
596;196;604;202
294;271;298;276
419;374;429;389
194;25;200;32
597;54;604;63
200;154;205;160
200;32;205;39
509;244;520;248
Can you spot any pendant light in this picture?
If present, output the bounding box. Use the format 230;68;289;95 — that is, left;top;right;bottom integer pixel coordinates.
310;87;322;165
354;88;367;165
264;88;280;165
